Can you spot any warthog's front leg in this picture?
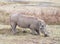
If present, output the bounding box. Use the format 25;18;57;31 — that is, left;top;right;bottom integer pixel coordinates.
31;29;37;35
30;25;38;35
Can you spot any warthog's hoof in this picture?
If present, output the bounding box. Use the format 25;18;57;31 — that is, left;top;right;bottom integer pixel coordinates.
12;31;19;35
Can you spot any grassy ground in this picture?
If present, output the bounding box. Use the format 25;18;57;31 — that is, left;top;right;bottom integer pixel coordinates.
0;25;60;44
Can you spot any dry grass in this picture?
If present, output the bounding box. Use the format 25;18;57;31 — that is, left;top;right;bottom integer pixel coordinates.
1;2;60;25
0;3;60;25
0;25;60;44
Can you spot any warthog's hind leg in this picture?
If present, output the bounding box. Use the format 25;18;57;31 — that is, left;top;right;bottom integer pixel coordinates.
11;22;17;34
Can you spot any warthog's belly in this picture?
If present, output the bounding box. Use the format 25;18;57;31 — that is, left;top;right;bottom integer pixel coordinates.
17;20;31;28
17;23;30;28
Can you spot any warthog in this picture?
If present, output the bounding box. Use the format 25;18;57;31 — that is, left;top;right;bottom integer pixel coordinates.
10;14;48;37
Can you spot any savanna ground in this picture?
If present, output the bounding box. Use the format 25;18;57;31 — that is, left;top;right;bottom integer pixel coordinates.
0;2;60;44
0;25;60;44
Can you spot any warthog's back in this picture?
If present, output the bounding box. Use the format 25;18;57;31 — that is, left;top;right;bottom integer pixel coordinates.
10;14;39;28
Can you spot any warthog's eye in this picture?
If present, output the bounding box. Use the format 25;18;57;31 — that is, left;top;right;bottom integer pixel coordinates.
42;25;44;27
40;25;44;29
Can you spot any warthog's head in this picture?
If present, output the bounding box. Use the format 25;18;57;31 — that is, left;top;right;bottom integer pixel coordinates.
39;20;46;29
39;20;49;37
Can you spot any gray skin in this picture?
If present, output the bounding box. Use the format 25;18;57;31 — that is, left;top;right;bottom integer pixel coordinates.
10;14;48;37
